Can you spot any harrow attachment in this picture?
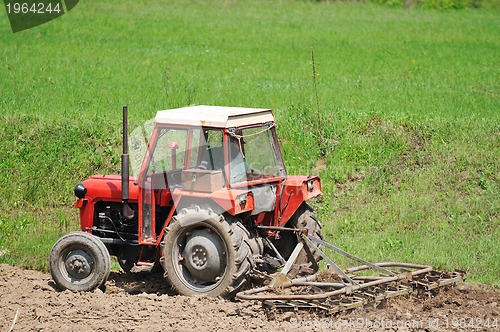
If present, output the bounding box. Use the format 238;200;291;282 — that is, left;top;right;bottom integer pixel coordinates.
237;232;466;314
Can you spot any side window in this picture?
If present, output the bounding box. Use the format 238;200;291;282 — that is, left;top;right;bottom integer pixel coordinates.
206;130;224;170
190;128;202;168
192;129;224;170
206;129;223;150
148;128;188;174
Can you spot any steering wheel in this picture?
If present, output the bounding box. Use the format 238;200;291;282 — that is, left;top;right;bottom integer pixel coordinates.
169;170;182;186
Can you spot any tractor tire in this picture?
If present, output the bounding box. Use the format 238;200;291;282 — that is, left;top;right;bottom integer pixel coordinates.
116;245;163;274
117;257;135;273
49;232;110;292
161;207;253;299
274;203;323;275
116;245;139;273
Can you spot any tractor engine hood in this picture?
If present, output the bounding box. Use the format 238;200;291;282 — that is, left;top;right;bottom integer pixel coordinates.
77;174;139;203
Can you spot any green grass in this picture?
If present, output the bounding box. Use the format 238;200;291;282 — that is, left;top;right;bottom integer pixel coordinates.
0;0;498;285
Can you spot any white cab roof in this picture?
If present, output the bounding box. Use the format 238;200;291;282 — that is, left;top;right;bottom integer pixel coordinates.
155;105;275;128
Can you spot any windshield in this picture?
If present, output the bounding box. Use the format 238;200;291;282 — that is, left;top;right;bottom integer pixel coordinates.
228;125;285;185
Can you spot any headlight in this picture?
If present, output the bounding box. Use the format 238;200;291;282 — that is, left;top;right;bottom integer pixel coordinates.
237;193;248;205
74;183;87;199
307;180;315;192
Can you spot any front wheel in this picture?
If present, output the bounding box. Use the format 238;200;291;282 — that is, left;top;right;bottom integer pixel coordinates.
161;208;253;299
49;232;111;292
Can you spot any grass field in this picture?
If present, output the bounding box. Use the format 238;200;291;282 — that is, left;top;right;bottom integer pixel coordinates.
0;0;498;285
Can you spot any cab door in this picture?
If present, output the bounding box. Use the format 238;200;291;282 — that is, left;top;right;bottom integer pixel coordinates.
138;126;188;243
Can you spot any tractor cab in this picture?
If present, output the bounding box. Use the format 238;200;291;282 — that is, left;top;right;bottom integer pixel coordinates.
149;106;286;186
137;106;288;243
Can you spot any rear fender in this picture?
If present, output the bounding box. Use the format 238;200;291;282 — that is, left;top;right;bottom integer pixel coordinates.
172;188;255;217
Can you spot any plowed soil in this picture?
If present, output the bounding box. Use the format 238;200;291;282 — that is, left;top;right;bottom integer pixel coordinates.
0;264;498;331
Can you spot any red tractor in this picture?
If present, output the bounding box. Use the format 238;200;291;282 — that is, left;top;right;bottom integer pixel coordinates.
49;106;323;298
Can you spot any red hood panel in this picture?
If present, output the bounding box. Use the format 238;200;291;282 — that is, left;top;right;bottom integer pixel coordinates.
82;174;139;202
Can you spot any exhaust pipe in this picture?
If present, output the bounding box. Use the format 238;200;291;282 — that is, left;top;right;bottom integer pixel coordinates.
121;106;134;220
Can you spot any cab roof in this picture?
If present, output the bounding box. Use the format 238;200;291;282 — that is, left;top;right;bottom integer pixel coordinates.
155;105;275;128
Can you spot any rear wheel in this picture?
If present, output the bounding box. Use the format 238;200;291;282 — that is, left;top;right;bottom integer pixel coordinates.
49;232;110;292
161;207;253;299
